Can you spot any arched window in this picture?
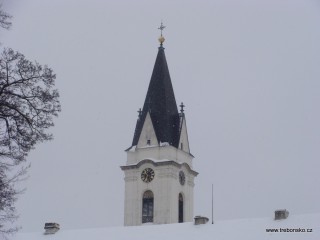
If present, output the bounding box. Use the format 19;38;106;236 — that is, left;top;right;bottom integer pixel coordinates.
142;190;154;223
179;193;184;223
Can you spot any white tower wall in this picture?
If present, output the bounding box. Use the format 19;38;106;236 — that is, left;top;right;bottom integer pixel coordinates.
122;149;197;226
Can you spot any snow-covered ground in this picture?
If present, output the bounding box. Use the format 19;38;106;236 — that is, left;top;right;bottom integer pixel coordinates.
13;213;320;240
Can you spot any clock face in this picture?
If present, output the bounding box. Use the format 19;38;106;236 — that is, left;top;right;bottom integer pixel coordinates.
179;171;185;185
141;168;155;183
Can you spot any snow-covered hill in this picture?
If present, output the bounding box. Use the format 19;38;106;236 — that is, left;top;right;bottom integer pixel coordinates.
13;213;320;240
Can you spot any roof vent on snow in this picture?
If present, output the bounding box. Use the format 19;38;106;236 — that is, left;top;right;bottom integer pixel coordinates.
194;216;209;225
44;222;60;235
274;209;289;220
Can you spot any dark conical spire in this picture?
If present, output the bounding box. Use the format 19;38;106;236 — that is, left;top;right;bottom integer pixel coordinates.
132;45;180;147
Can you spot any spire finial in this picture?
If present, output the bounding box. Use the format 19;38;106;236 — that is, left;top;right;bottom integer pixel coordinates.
180;102;185;114
138;108;142;118
158;21;166;45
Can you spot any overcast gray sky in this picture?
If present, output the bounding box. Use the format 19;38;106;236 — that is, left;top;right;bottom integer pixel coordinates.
2;0;320;232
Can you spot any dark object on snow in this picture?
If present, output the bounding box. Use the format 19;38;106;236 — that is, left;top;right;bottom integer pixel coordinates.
194;216;209;225
44;222;60;234
274;209;289;220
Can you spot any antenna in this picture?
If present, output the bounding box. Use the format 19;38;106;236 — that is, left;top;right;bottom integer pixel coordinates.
212;183;214;224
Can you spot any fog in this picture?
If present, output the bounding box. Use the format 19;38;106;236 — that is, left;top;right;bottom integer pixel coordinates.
2;0;320;232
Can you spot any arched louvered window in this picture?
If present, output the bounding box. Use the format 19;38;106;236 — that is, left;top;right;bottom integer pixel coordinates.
142;190;154;223
179;193;184;223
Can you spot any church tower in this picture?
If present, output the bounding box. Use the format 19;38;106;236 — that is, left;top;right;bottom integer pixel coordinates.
121;24;198;226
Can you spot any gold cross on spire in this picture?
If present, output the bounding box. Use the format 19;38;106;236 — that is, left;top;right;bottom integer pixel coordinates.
158;21;166;45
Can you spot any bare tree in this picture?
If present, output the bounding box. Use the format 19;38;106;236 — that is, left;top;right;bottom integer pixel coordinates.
0;49;61;236
0;6;61;237
0;48;61;165
0;4;11;31
0;165;28;236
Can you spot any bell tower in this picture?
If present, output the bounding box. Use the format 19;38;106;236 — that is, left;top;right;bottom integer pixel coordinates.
121;24;198;226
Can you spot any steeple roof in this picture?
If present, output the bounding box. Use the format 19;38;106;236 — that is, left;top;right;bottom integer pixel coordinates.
132;45;180;147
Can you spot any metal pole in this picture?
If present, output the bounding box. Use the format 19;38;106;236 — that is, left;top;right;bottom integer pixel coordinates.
212;183;214;224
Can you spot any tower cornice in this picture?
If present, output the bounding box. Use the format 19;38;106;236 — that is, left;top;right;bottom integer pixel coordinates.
120;159;198;177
